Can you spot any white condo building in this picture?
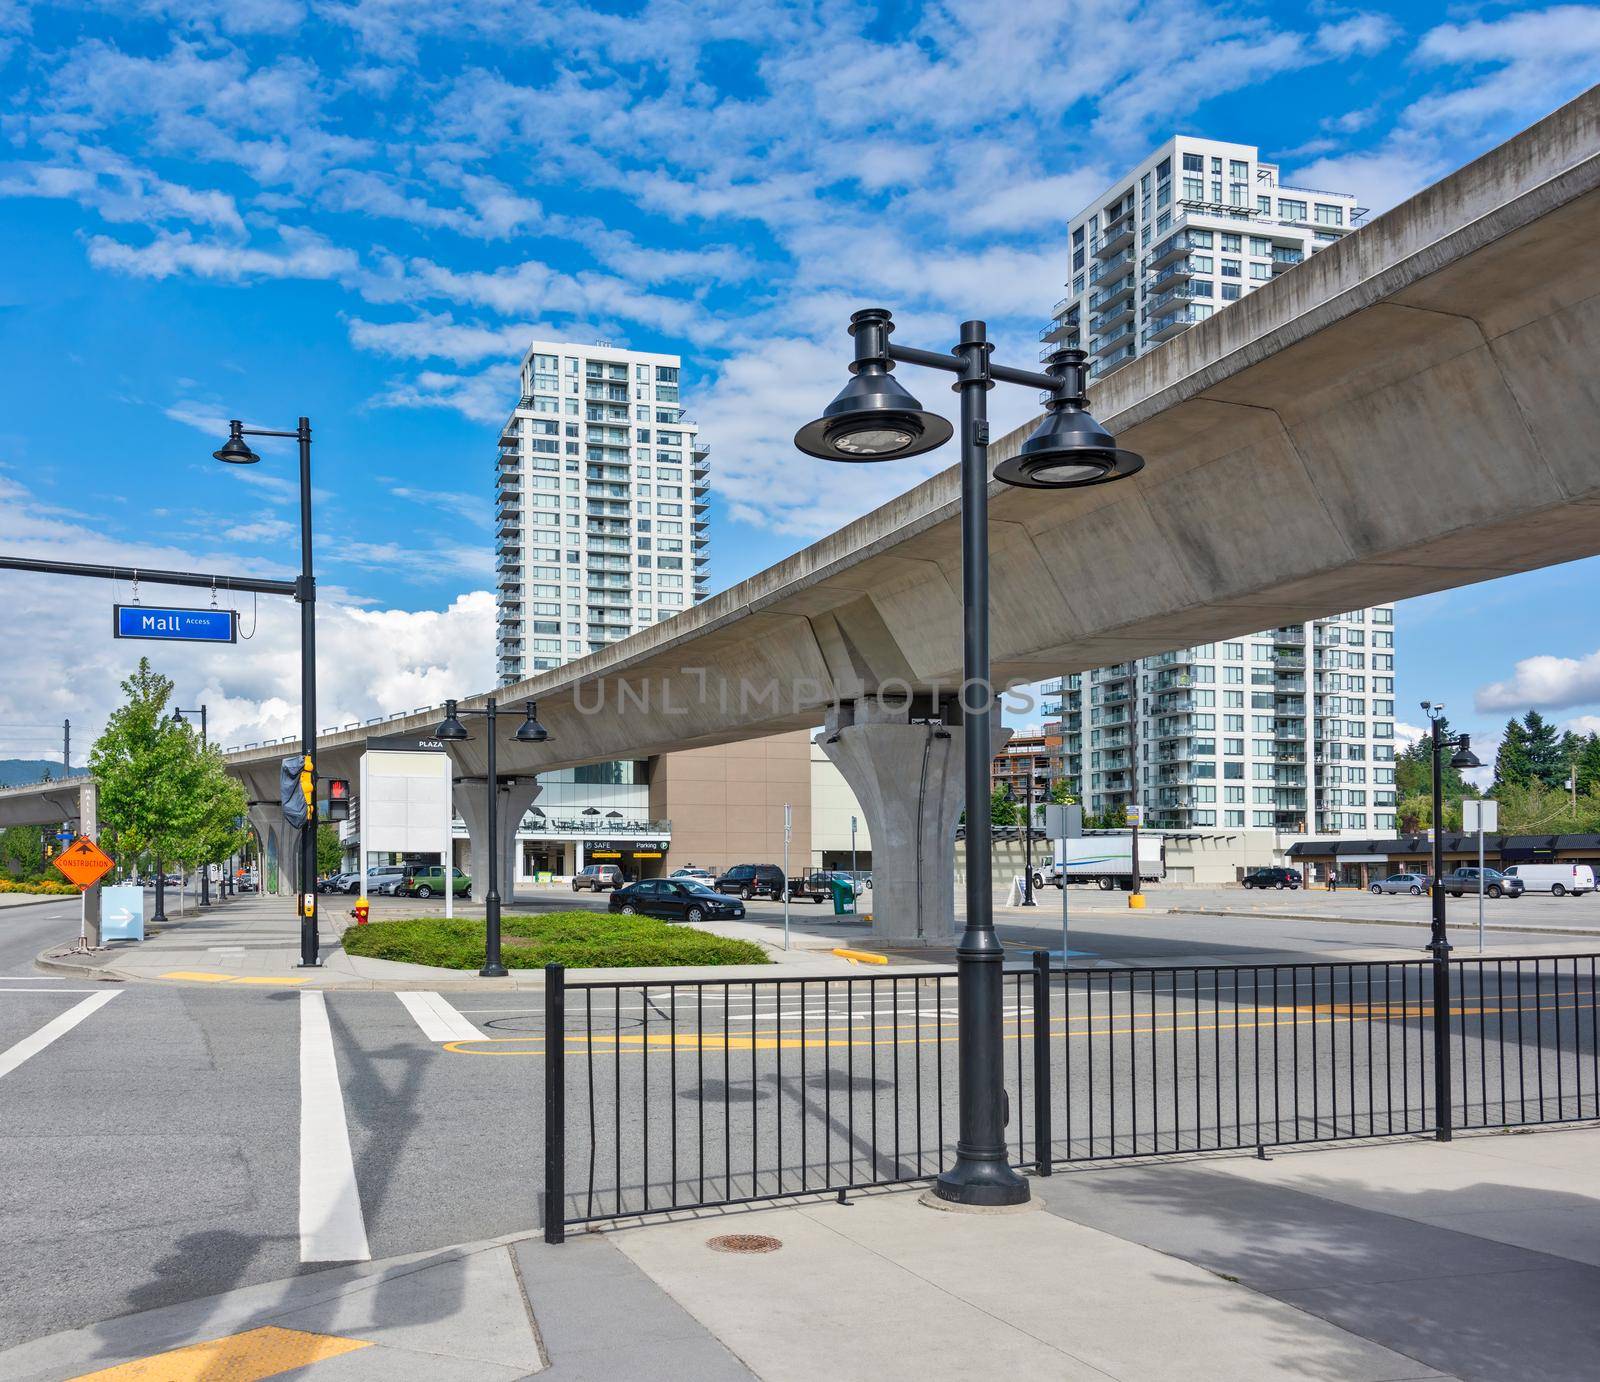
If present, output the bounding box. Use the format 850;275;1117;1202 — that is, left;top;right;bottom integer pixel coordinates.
1044;614;1401;837
1041;135;1362;375
495;341;711;683
1039;140;1395;836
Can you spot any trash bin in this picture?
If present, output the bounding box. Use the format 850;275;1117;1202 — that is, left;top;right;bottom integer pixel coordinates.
830;877;857;916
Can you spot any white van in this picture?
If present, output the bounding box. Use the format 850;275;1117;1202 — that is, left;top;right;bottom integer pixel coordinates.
1501;863;1595;897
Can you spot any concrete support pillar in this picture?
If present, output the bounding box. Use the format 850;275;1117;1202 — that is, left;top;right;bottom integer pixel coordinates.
449;769;541;905
816;697;1011;946
80;779;101;947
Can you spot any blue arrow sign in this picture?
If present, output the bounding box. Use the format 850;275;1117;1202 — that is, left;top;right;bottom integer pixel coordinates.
112;604;237;644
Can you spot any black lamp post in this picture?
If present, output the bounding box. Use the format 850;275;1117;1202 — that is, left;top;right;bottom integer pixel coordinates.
1421;700;1480;1141
213;417;321;967
173;704;211;905
798;309;1142;1207
436;698;549;977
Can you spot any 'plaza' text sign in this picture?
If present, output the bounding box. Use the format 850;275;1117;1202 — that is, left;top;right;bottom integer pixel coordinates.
113;605;237;644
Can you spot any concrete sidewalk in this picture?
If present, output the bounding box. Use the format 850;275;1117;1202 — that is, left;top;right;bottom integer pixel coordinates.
7;1126;1599;1380
32;894;866;990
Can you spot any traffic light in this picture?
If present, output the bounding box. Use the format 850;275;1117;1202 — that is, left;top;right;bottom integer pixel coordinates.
280;754;307;829
325;778;350;822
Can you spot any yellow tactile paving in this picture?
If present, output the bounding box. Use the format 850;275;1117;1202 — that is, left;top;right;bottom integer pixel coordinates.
69;1325;371;1380
158;971;309;985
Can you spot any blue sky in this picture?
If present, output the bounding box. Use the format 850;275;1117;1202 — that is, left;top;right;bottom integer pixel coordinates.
0;0;1598;765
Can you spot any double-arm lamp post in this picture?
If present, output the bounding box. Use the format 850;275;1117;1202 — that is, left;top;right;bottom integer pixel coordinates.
796;309;1143;1205
172;704;210;905
435;698;550;977
213;417;321;967
1421;700;1479;1142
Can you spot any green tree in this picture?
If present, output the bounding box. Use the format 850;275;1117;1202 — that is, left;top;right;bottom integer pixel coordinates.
1493;779;1581;834
1494;715;1533;790
317;823;343;876
1523;709;1563;789
1397;717;1477;824
0;826;45;879
1047;777;1077;805
1396;792;1463;833
90;659;246;879
989;786;1018;826
1576;733;1600;796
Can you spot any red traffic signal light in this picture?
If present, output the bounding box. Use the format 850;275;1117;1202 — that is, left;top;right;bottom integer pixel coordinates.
325;778;351;822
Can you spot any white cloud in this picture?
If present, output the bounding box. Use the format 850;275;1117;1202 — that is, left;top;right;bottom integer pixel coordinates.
345;313;544;366
1316;14;1400;59
1477;649;1600;713
1394;721;1427;751
87;226;358;282
379;366;519;424
0;150;244;232
388;486;491;528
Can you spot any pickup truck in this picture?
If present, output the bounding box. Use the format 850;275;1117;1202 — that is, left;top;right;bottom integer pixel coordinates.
1441;866;1523;899
786;871;834;903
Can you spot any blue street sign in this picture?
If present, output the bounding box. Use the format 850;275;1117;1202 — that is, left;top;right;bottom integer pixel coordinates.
112;604;237;644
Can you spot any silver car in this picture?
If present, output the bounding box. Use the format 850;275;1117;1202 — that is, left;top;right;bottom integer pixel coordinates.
1371;872;1429;896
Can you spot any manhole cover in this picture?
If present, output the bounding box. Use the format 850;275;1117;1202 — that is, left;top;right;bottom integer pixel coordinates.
707;1233;782;1254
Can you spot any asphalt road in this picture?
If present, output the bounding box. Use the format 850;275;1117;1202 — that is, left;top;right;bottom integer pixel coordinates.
2;891;1597;1352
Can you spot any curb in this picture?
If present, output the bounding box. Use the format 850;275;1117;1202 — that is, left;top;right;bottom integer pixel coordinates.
832;947;889;965
0;893;82;911
1181;907;1600;938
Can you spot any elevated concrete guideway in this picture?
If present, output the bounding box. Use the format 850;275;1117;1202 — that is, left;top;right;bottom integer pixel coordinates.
4;92;1599;933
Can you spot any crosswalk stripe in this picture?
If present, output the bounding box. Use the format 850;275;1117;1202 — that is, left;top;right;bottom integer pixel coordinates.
298;992;370;1264
0;991;119;1079
396;990;484;1043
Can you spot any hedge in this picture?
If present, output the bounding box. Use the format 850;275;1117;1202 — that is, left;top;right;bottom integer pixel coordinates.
341;910;771;969
0;879;80;895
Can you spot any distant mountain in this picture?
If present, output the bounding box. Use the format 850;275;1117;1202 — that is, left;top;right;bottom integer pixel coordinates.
0;760;88;788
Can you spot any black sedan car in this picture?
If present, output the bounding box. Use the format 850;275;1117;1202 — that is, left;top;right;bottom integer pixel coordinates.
609;879;746;924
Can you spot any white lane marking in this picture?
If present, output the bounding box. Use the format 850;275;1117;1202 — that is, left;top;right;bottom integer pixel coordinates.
396;991;485;1044
0;987;105;993
0;991;120;1079
298;992;371;1264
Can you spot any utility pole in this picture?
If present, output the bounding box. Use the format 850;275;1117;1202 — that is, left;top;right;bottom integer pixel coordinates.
63;719;70;777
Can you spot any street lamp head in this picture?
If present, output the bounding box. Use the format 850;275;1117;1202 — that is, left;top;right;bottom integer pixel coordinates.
514;700;549;743
993;349;1143;490
435;699;469;741
212;420;260;465
1450;734;1481;771
793;308;953;461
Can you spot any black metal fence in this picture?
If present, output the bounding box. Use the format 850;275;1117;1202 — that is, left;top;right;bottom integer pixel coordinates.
543;951;1600;1240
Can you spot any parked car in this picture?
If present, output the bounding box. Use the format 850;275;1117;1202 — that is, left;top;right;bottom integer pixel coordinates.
670;866;717;884
317;871;362;895
400;865;471;899
610;879;746;924
236;876;259;894
714;863;786;900
365;865;408;896
1241;867;1302;890
1501;863;1596;897
823;871;867;897
1372;872;1430;895
572;864;627;892
1442;867;1523;899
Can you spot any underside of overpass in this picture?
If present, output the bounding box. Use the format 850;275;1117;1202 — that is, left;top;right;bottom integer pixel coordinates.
3;90;1598;942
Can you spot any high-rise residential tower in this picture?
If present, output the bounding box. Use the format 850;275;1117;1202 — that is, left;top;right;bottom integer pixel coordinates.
1041;135;1362;375
1038;141;1394;836
1043;614;1401;836
495;342;711;683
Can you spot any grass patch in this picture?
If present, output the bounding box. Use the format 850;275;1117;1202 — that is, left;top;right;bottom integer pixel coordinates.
341;909;771;969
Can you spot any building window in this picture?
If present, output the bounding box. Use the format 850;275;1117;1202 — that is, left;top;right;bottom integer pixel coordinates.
1314;203;1344;226
1257;195;1271;213
1182;152;1203;172
1182;176;1204;200
1221;259;1241;277
1221;284;1241;301
1279;198;1307;222
1220;232;1241;251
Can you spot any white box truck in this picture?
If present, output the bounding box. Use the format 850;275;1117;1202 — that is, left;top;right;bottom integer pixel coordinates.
1049;834;1167;890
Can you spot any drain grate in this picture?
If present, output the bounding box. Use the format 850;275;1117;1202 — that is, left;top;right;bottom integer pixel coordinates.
707;1233;782;1254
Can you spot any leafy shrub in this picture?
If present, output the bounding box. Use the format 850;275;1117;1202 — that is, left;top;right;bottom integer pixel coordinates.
342;909;771;969
0;878;79;895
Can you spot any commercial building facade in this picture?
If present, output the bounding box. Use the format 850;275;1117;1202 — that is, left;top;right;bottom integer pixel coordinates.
991;733;1052;801
495;340;711;683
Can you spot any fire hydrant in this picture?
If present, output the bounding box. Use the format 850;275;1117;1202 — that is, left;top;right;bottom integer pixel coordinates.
350;896;370;926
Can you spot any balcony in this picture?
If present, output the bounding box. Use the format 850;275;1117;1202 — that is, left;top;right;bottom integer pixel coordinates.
1147;258;1198;293
1143;306;1207;345
1088;276;1135;313
1144;228;1204;272
1092;213;1134;257
1091;301;1135;335
1273;627;1306;645
1095;322;1137;357
1040;309;1080;344
1090;346;1137;379
1147;281;1207;315
1271;247;1304;273
1089;247;1135;286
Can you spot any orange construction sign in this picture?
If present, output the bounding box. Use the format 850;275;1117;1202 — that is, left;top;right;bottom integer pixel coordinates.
52;837;115;889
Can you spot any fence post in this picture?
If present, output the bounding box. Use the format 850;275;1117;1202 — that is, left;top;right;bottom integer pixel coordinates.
544;962;567;1242
1431;952;1453;1142
1032;950;1052;1175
